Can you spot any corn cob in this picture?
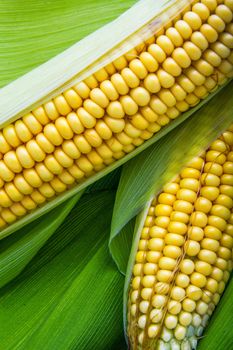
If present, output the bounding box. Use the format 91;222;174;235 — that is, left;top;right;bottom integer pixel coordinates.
0;0;233;229
127;123;233;349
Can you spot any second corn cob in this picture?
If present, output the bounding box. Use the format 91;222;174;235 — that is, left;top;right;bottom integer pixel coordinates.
0;0;233;229
127;123;233;349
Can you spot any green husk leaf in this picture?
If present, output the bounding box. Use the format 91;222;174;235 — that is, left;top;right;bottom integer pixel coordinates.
86;167;122;193
123;201;151;335
0;0;136;87
0;191;83;288
110;81;233;275
109;217;136;274
198;277;233;350
0;191;126;350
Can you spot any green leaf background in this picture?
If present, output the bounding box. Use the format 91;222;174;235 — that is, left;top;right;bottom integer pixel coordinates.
0;192;126;349
0;1;232;349
0;0;136;87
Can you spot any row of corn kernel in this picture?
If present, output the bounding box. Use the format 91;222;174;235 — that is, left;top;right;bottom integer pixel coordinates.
0;117;182;227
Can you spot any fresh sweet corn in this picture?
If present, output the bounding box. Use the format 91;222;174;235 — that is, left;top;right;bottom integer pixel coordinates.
0;0;233;229
127;124;233;349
